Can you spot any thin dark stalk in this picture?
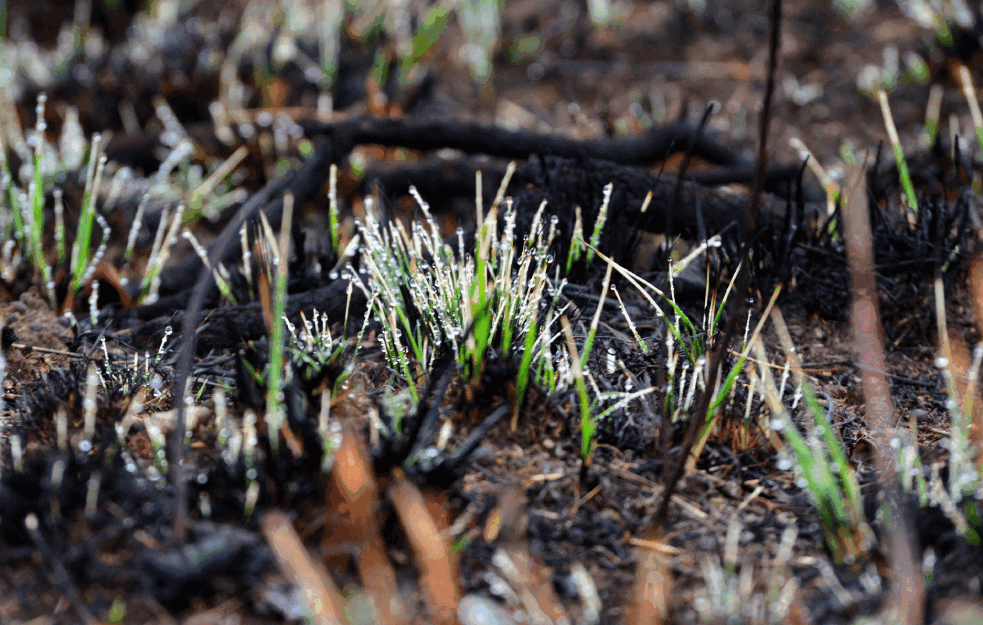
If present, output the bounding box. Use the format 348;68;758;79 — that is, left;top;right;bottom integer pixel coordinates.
653;0;782;529
663;102;717;241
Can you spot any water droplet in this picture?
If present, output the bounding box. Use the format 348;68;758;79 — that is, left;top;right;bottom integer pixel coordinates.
458;595;512;625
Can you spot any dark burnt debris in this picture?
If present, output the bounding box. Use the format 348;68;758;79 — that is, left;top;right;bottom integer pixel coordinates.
4;0;983;623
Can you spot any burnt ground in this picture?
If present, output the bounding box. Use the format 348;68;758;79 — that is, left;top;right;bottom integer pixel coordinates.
3;0;983;623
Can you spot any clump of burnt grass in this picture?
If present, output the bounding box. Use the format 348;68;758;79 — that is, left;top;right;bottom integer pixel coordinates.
752;136;976;348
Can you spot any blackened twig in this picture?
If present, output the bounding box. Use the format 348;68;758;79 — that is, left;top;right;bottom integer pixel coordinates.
299;116;744;168
434;404;510;483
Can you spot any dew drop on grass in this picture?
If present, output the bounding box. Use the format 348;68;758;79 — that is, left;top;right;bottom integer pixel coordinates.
246;468;258;481
489;579;509;597
196;473;208;484
795;477;808;488
770;418;785;431
936;356;949;368
458;595;514;625
777;458;792;471
78;440;93;453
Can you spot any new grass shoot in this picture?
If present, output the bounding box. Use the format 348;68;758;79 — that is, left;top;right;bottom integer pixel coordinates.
0;89;249;313
752;335;870;565
958;65;983;168
693;521;800;624
561;315;595;461
878;89;919;214
584;242;737;437
354;167;560;397
400;1;451;85
0;94;109;308
934;277;983;512
354;167;679;458
263;193;295;452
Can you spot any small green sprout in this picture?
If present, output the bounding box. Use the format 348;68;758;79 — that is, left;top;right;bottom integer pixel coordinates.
265;193;295;452
753;336;871;565
562;315;595;461
878;90;919;214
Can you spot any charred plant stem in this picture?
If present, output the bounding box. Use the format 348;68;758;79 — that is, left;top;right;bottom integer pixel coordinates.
299;117;743;168
653;0;782;530
663;102;716;242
